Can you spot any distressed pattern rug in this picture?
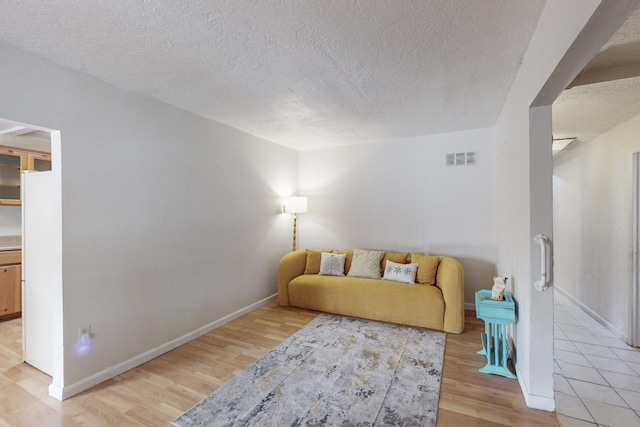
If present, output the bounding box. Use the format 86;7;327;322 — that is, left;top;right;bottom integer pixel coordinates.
173;314;446;427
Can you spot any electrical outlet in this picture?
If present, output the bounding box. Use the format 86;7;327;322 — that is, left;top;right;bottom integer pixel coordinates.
79;325;91;338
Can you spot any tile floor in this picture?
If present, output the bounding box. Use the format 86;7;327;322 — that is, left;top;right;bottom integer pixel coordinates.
554;290;640;427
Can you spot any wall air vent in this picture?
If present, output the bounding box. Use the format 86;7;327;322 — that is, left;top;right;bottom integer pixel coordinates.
446;152;477;166
446;153;455;166
466;152;476;165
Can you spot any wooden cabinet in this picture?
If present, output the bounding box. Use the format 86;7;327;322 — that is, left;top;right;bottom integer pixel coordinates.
0;250;21;320
0;149;22;204
0;145;51;206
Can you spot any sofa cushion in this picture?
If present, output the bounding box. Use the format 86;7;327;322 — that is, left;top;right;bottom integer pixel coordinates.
383;260;418;284
411;253;440;285
319;252;346;276
288;275;445;330
332;250;353;274
347;249;385;279
304;249;325;274
382;251;409;271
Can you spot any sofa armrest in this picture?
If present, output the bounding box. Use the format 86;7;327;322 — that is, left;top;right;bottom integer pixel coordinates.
435;256;465;334
277;250;307;306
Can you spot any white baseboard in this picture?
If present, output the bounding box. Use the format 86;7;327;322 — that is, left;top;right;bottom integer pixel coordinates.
554;285;627;342
51;294;277;401
48;383;64;400
515;364;555;411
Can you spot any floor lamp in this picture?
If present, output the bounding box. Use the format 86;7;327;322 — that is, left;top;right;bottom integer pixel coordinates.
283;196;308;252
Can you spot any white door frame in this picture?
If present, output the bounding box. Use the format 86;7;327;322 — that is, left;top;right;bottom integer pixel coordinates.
632;152;640;347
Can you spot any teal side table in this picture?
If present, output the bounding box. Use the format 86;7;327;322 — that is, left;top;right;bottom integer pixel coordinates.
475;289;517;379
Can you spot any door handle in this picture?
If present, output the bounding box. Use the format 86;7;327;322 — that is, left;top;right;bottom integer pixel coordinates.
534;234;551;291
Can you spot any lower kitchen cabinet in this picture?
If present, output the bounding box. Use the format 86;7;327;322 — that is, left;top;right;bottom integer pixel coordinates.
0;250;21;320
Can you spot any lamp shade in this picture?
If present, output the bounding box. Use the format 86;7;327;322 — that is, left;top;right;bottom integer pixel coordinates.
283;196;308;214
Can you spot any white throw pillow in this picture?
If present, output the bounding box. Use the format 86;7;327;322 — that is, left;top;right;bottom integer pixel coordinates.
319;252;346;276
383;260;418;284
347;249;385;279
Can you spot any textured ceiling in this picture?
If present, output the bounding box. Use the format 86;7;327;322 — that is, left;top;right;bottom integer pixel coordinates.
0;1;547;150
554;76;640;142
554;5;640;146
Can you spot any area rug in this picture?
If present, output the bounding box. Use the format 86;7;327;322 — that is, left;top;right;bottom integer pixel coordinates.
173;314;446;427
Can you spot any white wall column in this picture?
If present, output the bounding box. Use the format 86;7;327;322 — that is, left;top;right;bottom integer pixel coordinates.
517;105;554;407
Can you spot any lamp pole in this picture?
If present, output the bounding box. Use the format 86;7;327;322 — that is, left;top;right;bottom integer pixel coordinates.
292;212;298;252
283;196;307;252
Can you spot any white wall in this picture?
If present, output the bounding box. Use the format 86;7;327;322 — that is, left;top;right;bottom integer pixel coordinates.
298;128;496;304
0;40;298;398
554;113;640;340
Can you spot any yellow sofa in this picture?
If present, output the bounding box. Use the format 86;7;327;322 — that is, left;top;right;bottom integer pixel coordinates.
277;249;465;334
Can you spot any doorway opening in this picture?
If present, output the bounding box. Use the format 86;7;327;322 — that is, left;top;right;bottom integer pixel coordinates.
0;117;61;380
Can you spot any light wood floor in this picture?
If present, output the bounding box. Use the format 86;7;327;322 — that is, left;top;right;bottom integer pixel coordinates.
0;302;559;426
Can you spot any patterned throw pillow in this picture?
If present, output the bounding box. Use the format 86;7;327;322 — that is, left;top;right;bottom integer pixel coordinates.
383;260;419;284
346;249;385;279
319;252;346;276
332;250;353;274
